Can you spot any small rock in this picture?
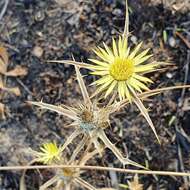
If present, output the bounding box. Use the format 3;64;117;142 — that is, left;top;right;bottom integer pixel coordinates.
168;37;176;47
32;46;43;58
34;10;45;22
36;31;43;37
166;72;173;79
113;8;122;16
130;35;138;44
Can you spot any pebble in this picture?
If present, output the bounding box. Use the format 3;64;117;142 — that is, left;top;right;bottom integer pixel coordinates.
113;8;122;16
166;72;173;79
168;37;176;47
130;35;138;44
34;10;45;22
32;46;43;58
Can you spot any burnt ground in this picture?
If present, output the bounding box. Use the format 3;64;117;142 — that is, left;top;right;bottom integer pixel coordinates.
0;0;190;189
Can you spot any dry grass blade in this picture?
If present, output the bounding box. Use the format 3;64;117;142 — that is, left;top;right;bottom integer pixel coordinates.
75;65;92;106
48;60;91;69
132;90;160;144
28;101;77;120
0;0;9;21
2;165;190;177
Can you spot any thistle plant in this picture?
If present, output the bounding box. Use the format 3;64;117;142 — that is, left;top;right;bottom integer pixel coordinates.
25;142;108;190
32;142;63;164
48;0;165;143
29;66;145;169
19;0;190;189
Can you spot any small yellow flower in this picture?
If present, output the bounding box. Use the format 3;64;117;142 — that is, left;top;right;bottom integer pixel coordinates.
89;36;158;100
34;142;62;164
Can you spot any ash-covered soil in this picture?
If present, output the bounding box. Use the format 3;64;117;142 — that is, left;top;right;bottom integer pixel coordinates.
0;0;190;189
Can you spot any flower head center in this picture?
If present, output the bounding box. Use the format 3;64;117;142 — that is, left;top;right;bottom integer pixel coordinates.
63;168;76;177
109;58;134;81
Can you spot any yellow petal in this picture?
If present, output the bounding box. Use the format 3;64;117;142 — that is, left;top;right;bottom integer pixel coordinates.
134;63;157;73
128;42;143;59
128;78;142;92
134;48;150;62
93;49;109;62
112;38;118;57
89;59;109;67
118;36;123;57
95;75;113;85
90;70;109;75
134;54;153;65
130;78;149;91
98;47;114;62
125;84;132;102
118;81;124;100
89;65;109;70
105;80;117;98
103;42;114;58
133;74;153;83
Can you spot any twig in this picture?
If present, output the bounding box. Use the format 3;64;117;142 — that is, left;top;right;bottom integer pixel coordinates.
16;78;33;95
176;32;190;49
0;0;9;21
0;165;190;177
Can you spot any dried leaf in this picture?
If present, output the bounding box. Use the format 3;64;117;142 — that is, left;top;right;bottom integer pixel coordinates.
28;101;78;120
128;175;143;190
0;46;8;74
0;103;5;120
0;77;4;88
6;87;21;96
75;65;92;106
5;66;28;77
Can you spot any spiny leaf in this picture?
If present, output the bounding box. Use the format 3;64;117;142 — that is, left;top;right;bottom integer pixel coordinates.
48;60;91;69
75;65;92;106
28;101;78;120
131;89;160;144
98;129;147;169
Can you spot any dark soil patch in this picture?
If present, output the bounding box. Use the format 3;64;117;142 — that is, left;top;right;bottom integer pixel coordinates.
0;0;190;189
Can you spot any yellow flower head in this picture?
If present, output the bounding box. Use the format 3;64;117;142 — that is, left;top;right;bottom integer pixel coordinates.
89;36;158;100
34;142;62;164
